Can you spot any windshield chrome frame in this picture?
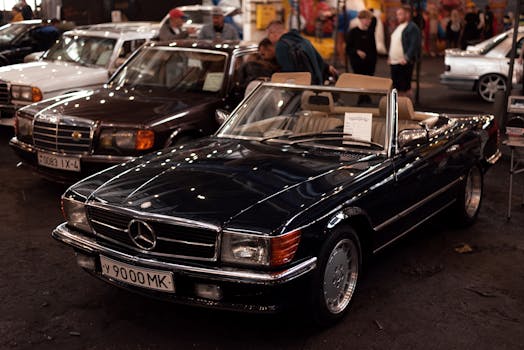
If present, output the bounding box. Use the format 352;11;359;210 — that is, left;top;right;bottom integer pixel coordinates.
216;82;392;155
387;89;398;158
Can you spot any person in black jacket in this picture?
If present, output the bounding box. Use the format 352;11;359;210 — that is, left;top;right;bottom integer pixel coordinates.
345;10;377;76
266;20;337;85
19;0;33;20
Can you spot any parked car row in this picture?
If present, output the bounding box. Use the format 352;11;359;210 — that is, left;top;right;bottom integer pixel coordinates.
10;39;258;181
0;15;502;326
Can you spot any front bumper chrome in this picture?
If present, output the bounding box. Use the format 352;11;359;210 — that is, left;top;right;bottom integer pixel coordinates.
52;223;317;286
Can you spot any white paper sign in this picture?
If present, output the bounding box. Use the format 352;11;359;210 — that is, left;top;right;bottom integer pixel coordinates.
202;72;224;92
343;112;372;142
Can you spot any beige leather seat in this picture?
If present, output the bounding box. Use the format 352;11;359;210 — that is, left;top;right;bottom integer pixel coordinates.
372;96;421;144
335;73;392;91
293;91;342;134
271;72;312;85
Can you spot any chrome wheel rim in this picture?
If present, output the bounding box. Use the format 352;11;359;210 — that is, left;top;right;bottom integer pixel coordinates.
464;167;482;218
323;238;359;314
479;75;506;102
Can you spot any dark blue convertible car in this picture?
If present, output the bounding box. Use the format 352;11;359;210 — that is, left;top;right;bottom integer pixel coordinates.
53;73;500;325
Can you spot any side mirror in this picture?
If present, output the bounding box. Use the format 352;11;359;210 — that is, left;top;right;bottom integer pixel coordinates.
215;109;230;125
398;128;428;149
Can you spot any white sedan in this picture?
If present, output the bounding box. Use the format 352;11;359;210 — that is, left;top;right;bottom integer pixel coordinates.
0;22;158;120
440;27;523;102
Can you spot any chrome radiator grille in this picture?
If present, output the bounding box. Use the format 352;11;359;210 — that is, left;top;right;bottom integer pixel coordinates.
0;81;9;104
33;118;92;153
86;206;219;261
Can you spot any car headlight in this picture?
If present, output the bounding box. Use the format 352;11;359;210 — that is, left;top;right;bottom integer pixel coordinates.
221;229;301;267
11;85;43;102
99;128;155;151
61;196;92;233
15;114;33;137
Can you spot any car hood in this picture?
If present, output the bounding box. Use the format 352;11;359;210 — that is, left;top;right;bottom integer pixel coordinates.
28;88;221;125
73;138;379;234
0;60;107;93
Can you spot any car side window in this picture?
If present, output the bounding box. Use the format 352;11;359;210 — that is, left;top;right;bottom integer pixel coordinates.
119;39;146;59
230;51;263;89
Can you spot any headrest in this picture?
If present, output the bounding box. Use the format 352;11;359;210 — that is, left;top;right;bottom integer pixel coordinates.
301;91;333;113
335;73;392;91
271;72;311;85
378;96;416;120
397;97;416;120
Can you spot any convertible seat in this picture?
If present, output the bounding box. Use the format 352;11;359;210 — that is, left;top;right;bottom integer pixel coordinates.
293;91;342;134
335;73;392;91
271;72;311;85
371;96;422;144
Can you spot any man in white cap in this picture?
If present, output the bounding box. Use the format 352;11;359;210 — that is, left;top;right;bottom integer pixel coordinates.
199;7;239;40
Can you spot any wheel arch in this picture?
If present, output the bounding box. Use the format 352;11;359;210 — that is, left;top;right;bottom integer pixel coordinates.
325;207;375;262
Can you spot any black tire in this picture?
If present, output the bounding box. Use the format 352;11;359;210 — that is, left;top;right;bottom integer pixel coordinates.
477;74;506;103
452;164;483;227
309;226;362;326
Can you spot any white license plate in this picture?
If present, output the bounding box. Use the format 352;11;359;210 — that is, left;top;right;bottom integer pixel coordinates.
100;255;175;293
37;152;80;172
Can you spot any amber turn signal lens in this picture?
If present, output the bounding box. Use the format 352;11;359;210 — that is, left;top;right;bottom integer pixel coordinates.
32;87;43;102
270;229;301;266
135;130;155;150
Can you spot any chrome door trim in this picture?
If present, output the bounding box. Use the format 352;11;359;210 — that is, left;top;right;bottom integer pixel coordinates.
373;175;464;232
373;199;456;254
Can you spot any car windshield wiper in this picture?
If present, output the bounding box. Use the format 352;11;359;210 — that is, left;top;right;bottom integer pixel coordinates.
287;131;384;149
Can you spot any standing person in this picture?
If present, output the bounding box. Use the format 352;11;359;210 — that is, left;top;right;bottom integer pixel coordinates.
198;7;239;41
483;5;494;39
345;10;377;77
10;6;23;22
19;0;33;20
446;9;462;49
266;20;337;85
462;2;480;49
388;5;421;99
159;9;194;41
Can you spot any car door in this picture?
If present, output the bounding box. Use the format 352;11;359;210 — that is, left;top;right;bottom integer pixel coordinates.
377;96;459;245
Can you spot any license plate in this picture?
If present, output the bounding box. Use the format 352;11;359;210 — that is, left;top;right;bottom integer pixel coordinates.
37;152;80;172
100;255;175;293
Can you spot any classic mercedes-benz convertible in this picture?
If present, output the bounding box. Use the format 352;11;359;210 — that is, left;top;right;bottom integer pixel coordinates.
53;73;500;324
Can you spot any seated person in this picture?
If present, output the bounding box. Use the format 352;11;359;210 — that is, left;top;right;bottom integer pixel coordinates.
238;38;280;95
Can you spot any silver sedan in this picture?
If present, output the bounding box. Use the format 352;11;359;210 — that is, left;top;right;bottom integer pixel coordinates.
440;27;523;102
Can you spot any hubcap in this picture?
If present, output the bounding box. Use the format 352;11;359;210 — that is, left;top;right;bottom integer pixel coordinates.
479;75;505;102
323;238;359;314
464;167;482;218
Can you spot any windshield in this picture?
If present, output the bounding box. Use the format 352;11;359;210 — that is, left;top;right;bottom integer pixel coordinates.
108;47;227;93
43;35;117;67
218;85;388;150
0;23;29;42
